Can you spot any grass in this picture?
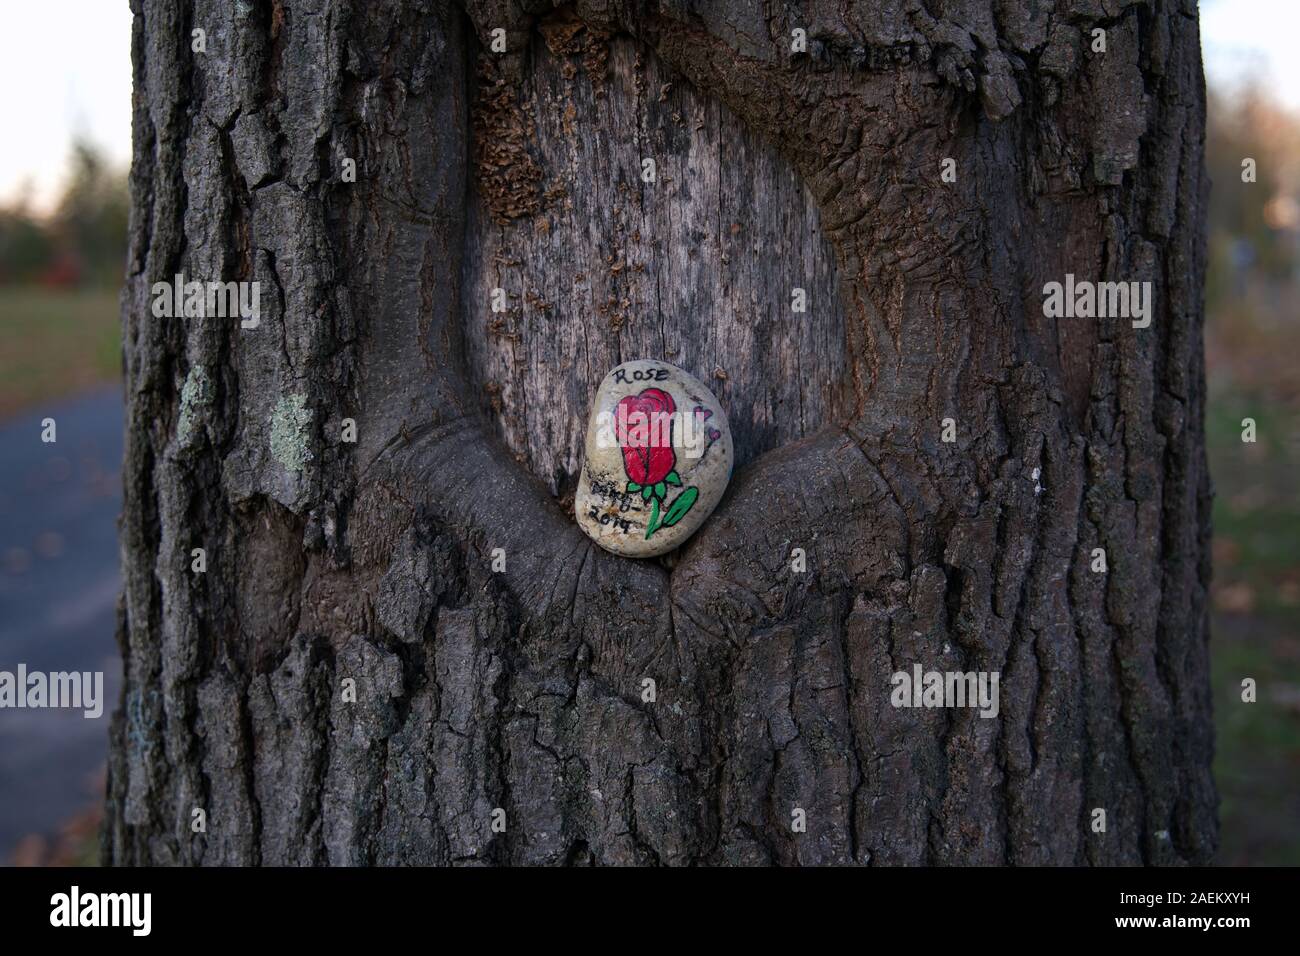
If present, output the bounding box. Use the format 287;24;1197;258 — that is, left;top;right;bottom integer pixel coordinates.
1211;613;1300;865
1204;303;1300;865
0;286;121;420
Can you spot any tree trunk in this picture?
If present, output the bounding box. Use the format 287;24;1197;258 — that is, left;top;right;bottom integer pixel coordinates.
107;0;1216;865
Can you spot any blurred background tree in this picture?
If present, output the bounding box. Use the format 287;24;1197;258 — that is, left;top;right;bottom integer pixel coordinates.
0;137;128;288
52;138;130;287
0;196;55;283
0;138;127;417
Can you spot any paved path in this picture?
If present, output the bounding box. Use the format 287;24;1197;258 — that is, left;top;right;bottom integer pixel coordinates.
0;387;123;859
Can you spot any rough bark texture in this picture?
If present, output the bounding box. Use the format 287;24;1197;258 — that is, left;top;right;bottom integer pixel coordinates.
108;0;1215;865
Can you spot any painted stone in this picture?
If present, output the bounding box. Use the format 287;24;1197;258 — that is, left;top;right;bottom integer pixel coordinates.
575;359;733;558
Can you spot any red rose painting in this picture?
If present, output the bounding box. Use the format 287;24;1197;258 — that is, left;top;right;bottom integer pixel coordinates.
615;387;677;487
614;387;697;540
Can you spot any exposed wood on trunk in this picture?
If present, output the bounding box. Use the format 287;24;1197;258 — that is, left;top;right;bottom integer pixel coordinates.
464;27;846;496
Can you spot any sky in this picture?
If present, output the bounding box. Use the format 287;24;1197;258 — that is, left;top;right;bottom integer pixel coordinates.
1200;0;1300;108
0;1;133;214
0;0;1296;215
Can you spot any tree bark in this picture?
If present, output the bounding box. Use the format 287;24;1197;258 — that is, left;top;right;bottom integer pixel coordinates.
108;0;1215;865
